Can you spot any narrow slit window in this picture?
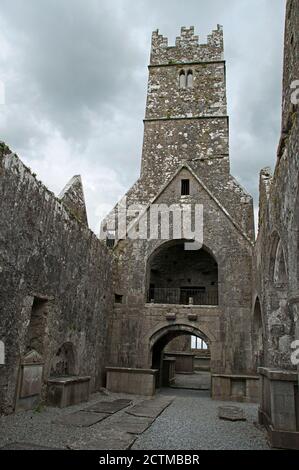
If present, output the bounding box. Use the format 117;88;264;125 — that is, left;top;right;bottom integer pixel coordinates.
187;70;193;88
114;294;123;304
181;179;190;196
179;70;186;89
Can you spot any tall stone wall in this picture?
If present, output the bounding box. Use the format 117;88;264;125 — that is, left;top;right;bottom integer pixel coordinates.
0;143;114;414
253;0;299;370
253;0;299;449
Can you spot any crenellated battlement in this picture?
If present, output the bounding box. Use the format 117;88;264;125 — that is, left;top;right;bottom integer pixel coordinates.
150;25;224;65
175;26;199;47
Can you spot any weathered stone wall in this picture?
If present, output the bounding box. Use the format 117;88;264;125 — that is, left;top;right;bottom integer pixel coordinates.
0;144;114;414
105;26;255;380
253;0;299;371
107;170;254;375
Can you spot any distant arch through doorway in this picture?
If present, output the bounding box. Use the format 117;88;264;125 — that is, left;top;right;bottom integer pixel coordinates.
148;323;214;388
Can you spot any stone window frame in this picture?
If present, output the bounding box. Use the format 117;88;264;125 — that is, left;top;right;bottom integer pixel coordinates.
252;296;264;369
181;178;190;196
178;69;194;89
179;69;186;89
269;233;288;288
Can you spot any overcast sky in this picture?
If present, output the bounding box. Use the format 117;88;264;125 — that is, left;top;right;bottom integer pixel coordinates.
0;0;286;234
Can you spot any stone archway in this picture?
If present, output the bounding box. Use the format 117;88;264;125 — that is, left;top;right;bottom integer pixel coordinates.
252;297;264;370
148;323;213;389
146;240;219;306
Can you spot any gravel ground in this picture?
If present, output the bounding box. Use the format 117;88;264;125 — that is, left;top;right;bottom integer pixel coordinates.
0;388;270;450
132;389;270;450
0;391;144;450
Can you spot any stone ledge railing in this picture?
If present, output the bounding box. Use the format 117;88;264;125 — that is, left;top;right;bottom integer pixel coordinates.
147;288;218;305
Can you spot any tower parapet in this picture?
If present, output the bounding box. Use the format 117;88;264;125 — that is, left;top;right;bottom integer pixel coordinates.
150;25;224;66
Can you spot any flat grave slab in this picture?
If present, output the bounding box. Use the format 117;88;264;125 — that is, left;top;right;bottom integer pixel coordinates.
110;415;153;435
69;430;136;450
218;406;246;422
0;442;61;450
85;398;132;414
126;398;172;419
52;410;109;427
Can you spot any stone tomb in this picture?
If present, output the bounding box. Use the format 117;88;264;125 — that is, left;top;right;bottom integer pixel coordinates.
258;367;299;450
47;375;91;408
106;367;158;396
165;352;195;374
16;350;44;411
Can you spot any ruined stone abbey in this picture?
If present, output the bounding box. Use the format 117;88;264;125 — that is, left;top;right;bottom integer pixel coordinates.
0;0;298;450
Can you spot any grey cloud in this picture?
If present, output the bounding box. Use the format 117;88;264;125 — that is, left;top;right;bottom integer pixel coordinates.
0;0;286;232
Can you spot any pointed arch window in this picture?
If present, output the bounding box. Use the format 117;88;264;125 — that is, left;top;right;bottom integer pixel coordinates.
179;70;186;89
187;70;193;88
179;69;193;89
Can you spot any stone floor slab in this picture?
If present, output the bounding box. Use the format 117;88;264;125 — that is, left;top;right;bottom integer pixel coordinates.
52;411;109;427
69;430;136;450
110;415;154;435
218;406;246;422
126;398;172;418
85;398;132;414
1;442;61;450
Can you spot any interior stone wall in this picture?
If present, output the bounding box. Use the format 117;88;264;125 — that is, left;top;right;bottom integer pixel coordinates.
0;144;114;414
253;0;299;371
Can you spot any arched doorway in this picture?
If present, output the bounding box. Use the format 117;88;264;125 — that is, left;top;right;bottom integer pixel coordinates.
147;240;218;305
252;297;264;370
150;324;212;390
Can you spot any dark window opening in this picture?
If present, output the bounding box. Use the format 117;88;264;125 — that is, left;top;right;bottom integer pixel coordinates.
181;179;190;196
114;294;123;304
106;230;115;248
106;237;115;248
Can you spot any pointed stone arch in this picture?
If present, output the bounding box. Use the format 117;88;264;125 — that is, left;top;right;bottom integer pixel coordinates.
269;231;288;286
252;296;264;370
179;70;186;88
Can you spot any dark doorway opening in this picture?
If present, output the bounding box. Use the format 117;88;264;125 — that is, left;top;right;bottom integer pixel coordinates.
151;329;211;392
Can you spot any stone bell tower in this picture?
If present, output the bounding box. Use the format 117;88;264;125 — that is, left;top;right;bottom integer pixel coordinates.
108;25;253;241
141;25;229;186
